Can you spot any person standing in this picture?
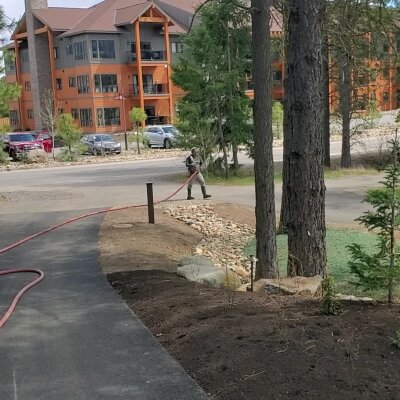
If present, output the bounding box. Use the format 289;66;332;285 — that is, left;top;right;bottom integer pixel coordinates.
186;147;211;200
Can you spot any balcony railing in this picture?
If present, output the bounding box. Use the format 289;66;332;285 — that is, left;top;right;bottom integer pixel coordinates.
129;83;168;95
126;50;167;63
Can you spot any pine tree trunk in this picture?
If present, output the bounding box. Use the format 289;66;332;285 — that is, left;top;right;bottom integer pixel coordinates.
232;141;240;172
340;54;352;168
322;32;330;168
251;0;278;279
215;99;229;179
278;138;289;235
285;0;327;277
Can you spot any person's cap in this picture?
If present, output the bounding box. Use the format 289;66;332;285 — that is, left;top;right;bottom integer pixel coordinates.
191;147;198;153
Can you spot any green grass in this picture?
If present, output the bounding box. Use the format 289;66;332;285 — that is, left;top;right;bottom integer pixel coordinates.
204;166;378;186
243;228;394;300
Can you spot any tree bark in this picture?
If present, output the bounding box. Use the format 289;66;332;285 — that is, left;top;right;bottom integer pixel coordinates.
215;98;229;179
322;32;330;167
232;141;240;172
251;0;278;279
339;53;352;168
284;0;327;277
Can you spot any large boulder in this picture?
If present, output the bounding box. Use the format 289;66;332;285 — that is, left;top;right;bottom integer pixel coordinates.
177;262;242;289
179;255;215;268
26;149;48;164
248;276;323;297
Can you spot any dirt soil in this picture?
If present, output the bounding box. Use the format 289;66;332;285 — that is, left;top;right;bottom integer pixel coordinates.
101;202;400;400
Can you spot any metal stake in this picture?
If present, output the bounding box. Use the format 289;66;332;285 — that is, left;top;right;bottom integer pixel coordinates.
146;182;155;224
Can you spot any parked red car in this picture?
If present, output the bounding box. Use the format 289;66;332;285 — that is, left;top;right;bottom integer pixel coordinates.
32;131;53;153
2;132;43;160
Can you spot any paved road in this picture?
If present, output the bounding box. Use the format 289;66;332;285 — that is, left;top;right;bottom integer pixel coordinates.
0;210;208;399
0;142;384;222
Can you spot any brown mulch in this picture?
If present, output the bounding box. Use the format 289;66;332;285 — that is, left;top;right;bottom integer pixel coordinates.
108;270;400;400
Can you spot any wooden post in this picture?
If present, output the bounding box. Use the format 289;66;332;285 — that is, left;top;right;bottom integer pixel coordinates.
146;182;155;224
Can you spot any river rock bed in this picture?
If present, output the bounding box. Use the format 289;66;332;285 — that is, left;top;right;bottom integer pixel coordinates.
161;202;255;280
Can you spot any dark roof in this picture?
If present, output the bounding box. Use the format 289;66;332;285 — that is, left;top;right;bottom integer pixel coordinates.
13;0;282;38
33;8;90;31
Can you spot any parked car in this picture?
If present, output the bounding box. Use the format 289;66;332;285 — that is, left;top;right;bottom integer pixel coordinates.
81;134;122;155
32;131;53;153
2;132;43;160
143;125;179;149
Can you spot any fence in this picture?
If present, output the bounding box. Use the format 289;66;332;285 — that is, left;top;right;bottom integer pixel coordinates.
0;118;10;130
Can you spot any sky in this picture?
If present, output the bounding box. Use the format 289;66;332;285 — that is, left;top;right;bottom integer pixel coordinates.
3;0;100;21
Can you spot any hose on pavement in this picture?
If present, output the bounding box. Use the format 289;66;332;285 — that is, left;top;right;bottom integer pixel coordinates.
0;172;198;328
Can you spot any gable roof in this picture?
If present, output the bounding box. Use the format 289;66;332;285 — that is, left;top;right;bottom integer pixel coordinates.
59;0;187;37
33;8;90;32
12;0;282;39
114;2;151;26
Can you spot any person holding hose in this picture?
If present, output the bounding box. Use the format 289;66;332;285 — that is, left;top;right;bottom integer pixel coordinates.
186;147;212;200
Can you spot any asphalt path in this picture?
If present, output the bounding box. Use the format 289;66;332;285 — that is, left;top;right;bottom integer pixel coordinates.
0;210;207;399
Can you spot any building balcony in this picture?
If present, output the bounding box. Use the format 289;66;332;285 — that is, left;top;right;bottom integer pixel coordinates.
129;83;168;96
125;50;167;63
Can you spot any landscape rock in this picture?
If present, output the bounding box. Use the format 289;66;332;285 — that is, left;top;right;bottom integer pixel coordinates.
26;149;48;164
179;255;214;268
251;276;323;296
177;263;242;289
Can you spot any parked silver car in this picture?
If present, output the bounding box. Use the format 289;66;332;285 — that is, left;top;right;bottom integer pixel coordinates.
143;125;178;149
81;134;122;155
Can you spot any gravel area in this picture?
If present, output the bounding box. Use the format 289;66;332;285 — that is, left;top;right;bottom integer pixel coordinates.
0;148;188;172
161;202;255;280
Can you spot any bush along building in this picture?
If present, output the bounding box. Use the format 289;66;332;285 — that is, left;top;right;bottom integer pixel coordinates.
4;0;196;133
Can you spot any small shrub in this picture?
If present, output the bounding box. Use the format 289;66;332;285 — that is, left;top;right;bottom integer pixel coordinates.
321;277;342;315
57;143;85;162
348;136;400;303
0;149;10;165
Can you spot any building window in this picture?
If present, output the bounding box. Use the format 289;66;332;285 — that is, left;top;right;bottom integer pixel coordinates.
370;92;376;101
54;47;59;59
74;41;87;60
66;44;73;55
171;42;184;53
79;108;93;127
56;78;62;90
5;53;15;72
272;70;282;81
94;74;118;93
9;110;19;126
27;109;34;119
383;92;390;102
71;109;79;119
21;51;28;63
24;81;31;91
77;75;90;94
69;76;76;88
91;40;115;59
96;108;120;126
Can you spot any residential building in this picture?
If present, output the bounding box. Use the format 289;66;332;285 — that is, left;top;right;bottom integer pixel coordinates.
5;0;198;132
5;0;398;133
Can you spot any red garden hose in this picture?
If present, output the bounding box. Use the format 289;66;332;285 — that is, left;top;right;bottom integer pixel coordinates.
0;172;198;329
